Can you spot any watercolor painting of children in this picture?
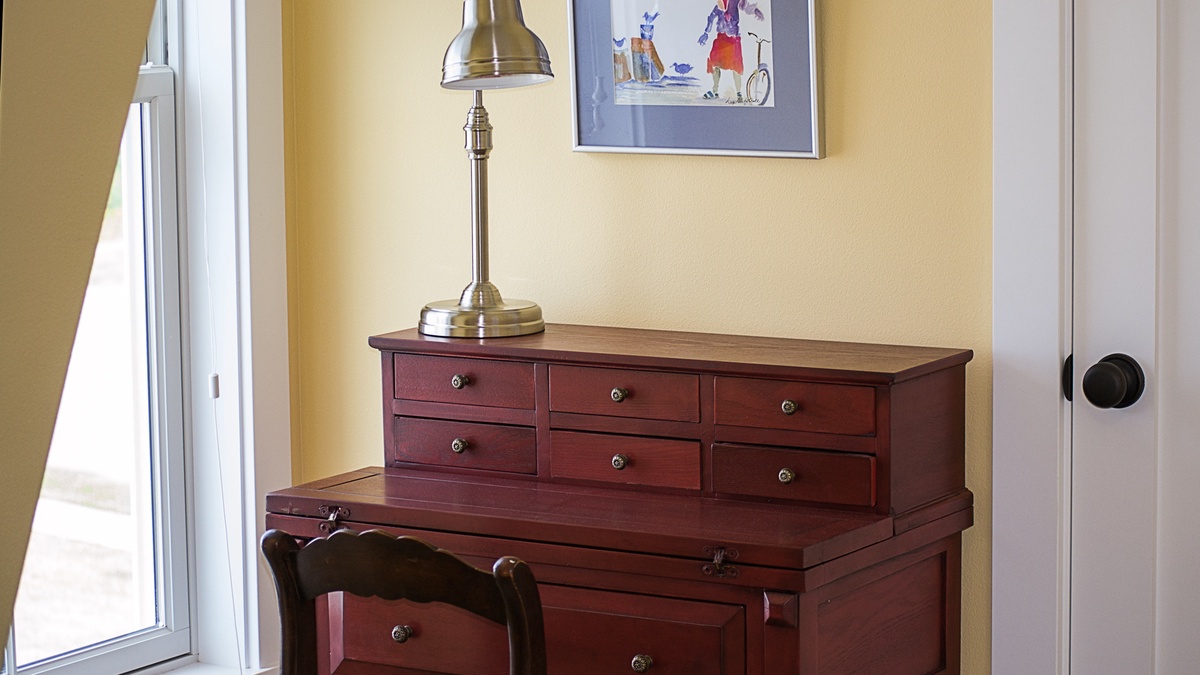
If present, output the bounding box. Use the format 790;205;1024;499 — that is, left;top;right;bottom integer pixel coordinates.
609;0;774;107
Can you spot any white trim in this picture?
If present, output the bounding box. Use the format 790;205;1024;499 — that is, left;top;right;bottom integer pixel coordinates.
237;0;291;668
139;65;192;658
145;0;167;66
176;0;289;671
131;655;274;675
992;0;1073;673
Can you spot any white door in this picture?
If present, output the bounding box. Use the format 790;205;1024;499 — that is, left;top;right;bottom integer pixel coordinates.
1070;0;1200;671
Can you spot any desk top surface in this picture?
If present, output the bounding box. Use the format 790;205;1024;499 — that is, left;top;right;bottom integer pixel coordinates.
369;324;972;385
266;468;973;570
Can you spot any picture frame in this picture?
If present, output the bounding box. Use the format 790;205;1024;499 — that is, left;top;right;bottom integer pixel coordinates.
569;0;821;158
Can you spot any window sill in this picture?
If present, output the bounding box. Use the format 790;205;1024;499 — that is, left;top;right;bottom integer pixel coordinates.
135;656;274;675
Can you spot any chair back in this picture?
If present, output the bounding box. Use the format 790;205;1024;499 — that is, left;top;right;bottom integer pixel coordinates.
262;528;547;675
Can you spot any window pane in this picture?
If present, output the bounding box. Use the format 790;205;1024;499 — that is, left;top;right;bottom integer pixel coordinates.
13;106;158;667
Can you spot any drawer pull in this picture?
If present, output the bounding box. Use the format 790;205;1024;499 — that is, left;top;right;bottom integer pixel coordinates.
611;387;630;403
778;467;796;484
451;437;469;454
391;624;414;643
611;453;629;470
780;398;798;415
450;373;471;389
631;654;654;672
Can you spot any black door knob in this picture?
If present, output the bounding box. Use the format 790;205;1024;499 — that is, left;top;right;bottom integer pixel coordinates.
1081;353;1145;409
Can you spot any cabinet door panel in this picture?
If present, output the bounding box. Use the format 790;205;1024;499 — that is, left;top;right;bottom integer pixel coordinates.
816;551;950;674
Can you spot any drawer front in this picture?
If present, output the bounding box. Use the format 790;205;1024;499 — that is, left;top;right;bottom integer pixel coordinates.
713;377;876;436
330;586;745;675
335;594;509;674
550;430;701;490
542;585;746;675
394;353;535;409
711;443;876;506
549;365;700;422
392;417;537;474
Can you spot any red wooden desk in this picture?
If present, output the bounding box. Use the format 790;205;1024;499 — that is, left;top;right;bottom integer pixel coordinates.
266;324;973;674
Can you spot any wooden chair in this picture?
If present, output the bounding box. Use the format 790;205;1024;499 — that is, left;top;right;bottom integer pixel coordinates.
261;528;547;675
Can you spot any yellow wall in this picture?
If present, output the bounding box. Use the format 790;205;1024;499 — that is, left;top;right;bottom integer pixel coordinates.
284;0;992;670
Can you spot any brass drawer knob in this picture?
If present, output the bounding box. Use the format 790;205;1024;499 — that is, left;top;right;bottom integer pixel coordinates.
450;373;471;389
451;438;469;454
778;468;796;484
391;624;414;643
631;654;654;672
611;387;629;403
612;454;629;470
781;399;798;415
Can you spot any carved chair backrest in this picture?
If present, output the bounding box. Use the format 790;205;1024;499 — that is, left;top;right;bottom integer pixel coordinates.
261;528;547;675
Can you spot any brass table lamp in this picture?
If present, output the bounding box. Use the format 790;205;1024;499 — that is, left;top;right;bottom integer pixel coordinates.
418;0;552;338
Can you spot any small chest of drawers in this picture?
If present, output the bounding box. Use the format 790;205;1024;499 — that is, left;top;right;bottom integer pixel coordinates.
267;324;973;674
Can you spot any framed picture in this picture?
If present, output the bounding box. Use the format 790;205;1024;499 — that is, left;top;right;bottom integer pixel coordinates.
569;0;820;158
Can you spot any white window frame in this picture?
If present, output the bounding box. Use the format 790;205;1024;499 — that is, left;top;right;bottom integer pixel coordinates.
148;0;291;673
1;0;288;672
5;1;292;673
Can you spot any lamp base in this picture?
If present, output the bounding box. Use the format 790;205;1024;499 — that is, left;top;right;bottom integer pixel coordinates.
418;297;545;338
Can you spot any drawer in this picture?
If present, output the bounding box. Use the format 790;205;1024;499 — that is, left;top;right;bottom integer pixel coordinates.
334;593;510;674
542;585;745;675
549;365;700;422
329;586;745;675
713;376;876;436
394;353;535;409
711;443;876;506
550;430;701;490
391;417;536;474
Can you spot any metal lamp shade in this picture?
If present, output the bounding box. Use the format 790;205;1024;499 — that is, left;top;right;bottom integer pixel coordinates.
442;0;553;89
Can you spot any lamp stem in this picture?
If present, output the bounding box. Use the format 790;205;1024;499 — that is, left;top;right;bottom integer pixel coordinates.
466;90;492;289
417;89;543;337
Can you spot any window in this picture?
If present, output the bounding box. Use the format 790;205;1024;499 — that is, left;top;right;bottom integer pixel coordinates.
3;20;189;675
7;3;292;671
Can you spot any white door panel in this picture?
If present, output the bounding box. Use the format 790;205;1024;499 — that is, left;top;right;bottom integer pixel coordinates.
1071;0;1200;670
1153;0;1200;670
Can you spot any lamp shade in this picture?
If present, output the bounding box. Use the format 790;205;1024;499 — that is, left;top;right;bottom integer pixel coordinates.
442;0;553;89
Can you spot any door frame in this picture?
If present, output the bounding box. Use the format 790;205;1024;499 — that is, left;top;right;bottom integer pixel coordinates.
992;0;1074;672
